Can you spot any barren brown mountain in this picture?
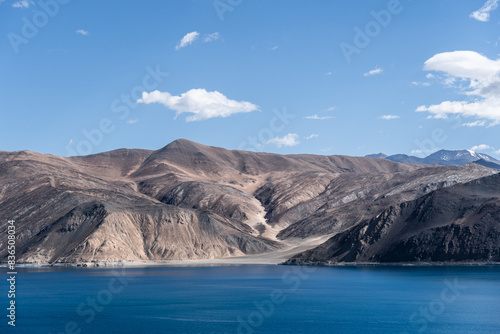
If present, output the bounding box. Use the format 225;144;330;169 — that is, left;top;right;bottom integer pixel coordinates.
0;139;497;265
285;173;500;264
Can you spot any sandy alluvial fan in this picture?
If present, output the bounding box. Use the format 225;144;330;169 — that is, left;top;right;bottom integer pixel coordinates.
0;139;499;265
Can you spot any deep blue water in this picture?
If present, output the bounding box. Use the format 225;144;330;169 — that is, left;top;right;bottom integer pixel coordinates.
1;265;500;334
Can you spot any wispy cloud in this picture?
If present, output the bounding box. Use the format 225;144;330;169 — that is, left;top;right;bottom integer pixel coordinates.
137;89;258;122
411;81;431;86
175;31;200;50
203;32;221;43
324;72;332;76
325;106;336;112
76;29;89;36
379;114;400;120
364;67;383;77
305;134;319;140
268;46;278;51
267;133;300;147
416;51;500;127
175;31;220;50
126;119;138;124
462;120;486;127
12;0;32;8
470;0;499;22
304;114;334;120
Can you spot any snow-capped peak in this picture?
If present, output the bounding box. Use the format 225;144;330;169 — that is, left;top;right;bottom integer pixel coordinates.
467;149;479;158
478;153;492;162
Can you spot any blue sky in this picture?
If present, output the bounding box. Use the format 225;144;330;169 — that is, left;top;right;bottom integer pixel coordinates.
1;0;500;157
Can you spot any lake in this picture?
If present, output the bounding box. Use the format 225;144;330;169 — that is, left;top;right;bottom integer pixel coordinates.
2;265;500;333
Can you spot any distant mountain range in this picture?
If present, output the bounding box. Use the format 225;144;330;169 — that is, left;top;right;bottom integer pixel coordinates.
366;149;500;168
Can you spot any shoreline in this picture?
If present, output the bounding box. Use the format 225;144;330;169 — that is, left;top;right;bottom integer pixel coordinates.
2;259;500;269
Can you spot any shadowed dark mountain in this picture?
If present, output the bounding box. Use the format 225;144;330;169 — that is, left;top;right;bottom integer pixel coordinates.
474;159;500;170
0;139;497;264
284;173;500;264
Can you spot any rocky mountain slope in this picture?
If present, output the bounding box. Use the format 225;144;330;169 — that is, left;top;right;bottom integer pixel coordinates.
0;139;498;264
285;173;500;264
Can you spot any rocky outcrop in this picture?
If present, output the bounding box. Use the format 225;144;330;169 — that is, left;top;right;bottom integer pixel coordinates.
284;173;500;264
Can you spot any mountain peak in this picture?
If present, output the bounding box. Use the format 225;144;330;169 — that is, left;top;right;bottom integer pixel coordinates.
154;138;215;156
162;138;203;149
386;149;499;166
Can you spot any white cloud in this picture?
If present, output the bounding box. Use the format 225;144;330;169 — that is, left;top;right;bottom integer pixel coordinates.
416;51;500;126
268;46;278;51
325;106;336;112
412;81;431;86
364;67;383;77
126;119;138;124
379;114;400;120
423;51;500;80
462;120;486;127
175;31;199;50
76;29;89;36
204;32;221;43
470;0;499;22
304;114;334;120
411;147;440;157
12;0;31;8
137;89;259;122
306;134;319;140
267;133;299;147
324;72;332;76
426;73;435;79
470;144;491;151
494;149;500;155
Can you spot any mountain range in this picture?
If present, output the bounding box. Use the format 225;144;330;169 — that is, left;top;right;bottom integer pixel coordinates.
1;139;499;265
366;149;500;168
